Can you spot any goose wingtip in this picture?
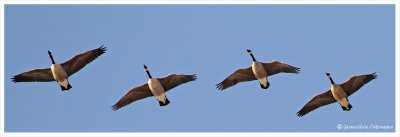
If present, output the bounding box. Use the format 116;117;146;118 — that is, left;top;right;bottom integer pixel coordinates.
296;67;301;74
191;74;197;80
296;111;305;117
98;45;107;52
216;84;224;91
371;72;378;79
11;77;17;83
111;105;119;111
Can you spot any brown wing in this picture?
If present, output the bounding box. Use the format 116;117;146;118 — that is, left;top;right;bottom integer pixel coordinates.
12;68;55;82
61;46;106;76
112;83;152;111
297;90;336;117
340;73;377;96
216;67;256;90
158;74;197;91
262;61;300;76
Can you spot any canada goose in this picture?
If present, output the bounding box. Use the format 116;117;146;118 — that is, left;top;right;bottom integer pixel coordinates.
112;65;196;110
296;72;377;117
12;46;107;91
216;50;300;90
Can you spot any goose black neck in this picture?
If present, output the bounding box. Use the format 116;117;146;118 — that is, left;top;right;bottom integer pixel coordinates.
143;65;152;78
249;54;256;61
48;51;56;64
328;77;335;84
146;71;152;78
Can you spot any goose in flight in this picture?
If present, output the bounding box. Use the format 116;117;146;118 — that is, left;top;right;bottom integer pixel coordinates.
112;65;196;110
216;50;300;90
12;46;107;91
296;72;377;117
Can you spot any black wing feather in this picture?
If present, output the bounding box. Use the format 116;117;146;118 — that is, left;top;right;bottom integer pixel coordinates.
61;46;106;76
158;74;197;91
12;68;55;82
341;73;377;96
112;83;152;111
216;67;255;90
297;90;336;117
262;61;300;76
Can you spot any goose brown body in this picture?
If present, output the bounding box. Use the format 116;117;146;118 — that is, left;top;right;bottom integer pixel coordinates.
12;46;107;91
297;73;377;117
216;50;300;90
112;65;197;110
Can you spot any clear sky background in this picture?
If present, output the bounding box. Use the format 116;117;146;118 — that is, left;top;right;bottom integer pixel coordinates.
4;5;395;132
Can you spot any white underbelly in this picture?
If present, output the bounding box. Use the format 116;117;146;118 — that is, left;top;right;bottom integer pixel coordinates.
58;79;69;88
257;77;268;87
155;95;167;104
337;98;350;108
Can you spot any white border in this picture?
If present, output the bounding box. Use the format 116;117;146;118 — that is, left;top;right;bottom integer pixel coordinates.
0;0;399;4
0;1;398;137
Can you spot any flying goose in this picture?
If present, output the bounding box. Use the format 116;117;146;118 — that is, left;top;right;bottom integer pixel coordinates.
112;65;196;110
12;46;107;91
296;72;377;117
216;50;300;90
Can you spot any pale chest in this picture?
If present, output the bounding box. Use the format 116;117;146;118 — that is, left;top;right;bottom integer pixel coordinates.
50;64;68;80
330;84;348;100
252;62;267;79
148;78;165;96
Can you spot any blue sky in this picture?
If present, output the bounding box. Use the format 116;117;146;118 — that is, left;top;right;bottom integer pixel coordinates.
4;5;395;132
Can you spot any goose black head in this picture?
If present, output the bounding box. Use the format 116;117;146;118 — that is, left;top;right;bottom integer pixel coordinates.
247;49;252;54
143;64;152;78
246;49;256;61
325;73;335;84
